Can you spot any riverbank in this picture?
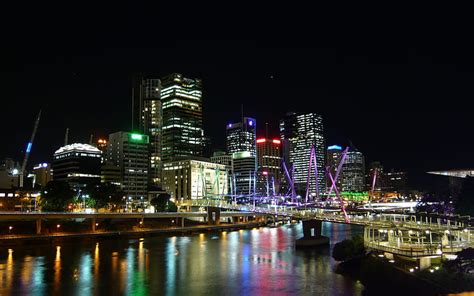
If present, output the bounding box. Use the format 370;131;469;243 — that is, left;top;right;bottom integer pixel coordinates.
0;221;266;246
336;254;446;295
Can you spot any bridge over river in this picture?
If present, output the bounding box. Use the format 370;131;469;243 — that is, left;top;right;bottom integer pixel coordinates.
178;199;474;262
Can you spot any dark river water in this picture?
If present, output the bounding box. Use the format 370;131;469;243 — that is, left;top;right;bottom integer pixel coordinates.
0;222;366;295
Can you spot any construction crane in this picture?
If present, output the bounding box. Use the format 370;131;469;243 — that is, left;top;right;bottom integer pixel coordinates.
19;110;42;188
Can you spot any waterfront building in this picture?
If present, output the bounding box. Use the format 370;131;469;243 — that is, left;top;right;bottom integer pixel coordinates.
52;143;102;189
106;132;149;200
161;73;204;161
279;112;325;196
162;158;227;200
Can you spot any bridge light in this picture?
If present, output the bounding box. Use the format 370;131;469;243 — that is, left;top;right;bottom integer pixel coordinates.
56;224;61;229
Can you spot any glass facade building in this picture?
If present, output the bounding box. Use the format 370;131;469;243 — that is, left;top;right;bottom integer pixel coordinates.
280;112;325;196
161;73;204;162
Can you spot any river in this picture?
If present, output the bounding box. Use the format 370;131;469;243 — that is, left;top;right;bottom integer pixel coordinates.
0;222;367;295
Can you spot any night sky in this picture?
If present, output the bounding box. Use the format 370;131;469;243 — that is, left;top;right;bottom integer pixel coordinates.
1;10;473;189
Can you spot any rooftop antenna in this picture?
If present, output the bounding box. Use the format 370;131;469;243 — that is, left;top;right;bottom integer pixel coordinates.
64;128;69;146
241;104;244;130
265;122;269;139
89;134;94;145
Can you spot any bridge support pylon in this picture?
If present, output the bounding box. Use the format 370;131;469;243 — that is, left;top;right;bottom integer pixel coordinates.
207;207;221;225
36;219;42;234
295;220;329;248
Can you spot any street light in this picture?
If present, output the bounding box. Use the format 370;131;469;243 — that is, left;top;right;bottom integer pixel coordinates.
8;226;13;234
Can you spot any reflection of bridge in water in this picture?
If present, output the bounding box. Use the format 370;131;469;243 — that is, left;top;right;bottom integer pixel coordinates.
179;199;474;266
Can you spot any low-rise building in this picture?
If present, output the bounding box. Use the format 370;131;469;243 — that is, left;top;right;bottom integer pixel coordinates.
162;158;227;200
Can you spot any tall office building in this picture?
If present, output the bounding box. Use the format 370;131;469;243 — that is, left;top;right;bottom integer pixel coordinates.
52;143;102;189
326;145;343;192
107;132;149;200
161;73;204;161
131;77;162;188
256;138;282;195
232;152;257;195
226;117;257;156
367;161;384;193
341;149;365;192
385;170;407;194
226;117;257;195
280;112;325;196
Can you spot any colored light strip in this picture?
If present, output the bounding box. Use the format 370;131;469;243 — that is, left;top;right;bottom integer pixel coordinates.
256;139;266;143
272;139;281;144
328;145;342;150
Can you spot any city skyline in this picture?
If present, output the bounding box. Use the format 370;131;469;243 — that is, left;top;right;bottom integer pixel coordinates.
2;44;474;191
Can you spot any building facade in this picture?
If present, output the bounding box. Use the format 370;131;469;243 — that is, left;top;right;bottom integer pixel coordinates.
280;112;325;196
226;117;257;156
0;158;20;189
256;138;282;195
226;117;257;195
162;158;227;200
326;145;343;193
161;73;204;161
52;143;102;189
32;163;52;188
131;77;163;188
106;132;149;200
341;149;365;192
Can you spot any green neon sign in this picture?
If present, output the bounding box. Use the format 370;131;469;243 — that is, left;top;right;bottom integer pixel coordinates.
129;133;148;143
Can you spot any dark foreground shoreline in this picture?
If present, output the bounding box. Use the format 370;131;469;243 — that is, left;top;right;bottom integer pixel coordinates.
336;253;472;295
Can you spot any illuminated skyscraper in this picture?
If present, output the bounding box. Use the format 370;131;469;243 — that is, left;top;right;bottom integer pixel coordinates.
132;77;162;188
226;117;257;195
341;148;365;192
161;73;204;161
107;132;149;200
280;112;325;196
226;117;256;156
